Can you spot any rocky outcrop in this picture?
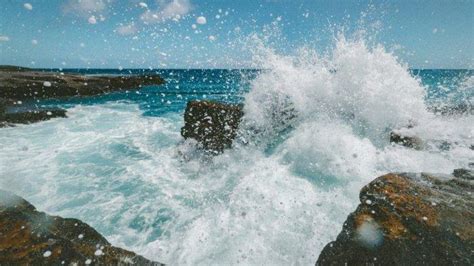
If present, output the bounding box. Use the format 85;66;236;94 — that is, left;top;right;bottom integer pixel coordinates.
0;66;164;127
0;109;67;127
0;190;161;265
316;169;473;265
181;100;243;153
0;66;165;100
429;103;474;116
389;131;423;149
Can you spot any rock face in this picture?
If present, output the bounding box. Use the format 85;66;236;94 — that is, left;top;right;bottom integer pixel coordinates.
0;67;165;100
0;65;164;127
316;169;473;265
429;103;474;116
181;100;243;153
1;109;67;127
389;131;423;149
0;190;161;265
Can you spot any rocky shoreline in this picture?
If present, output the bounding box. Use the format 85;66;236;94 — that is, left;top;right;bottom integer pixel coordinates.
0;190;161;265
1;78;472;264
0;65;164;126
316;169;473;265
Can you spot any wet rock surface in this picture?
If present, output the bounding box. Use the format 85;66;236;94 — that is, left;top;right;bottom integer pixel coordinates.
0;65;164;127
389;131;423;149
429;103;474;116
316;169;474;265
0;190;161;265
181;100;243;153
0;109;67;127
0;66;165;100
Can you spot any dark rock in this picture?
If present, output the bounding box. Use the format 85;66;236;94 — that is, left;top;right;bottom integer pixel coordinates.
1;109;67;127
0;65;32;72
0;189;161;265
181;100;243;153
0;98;6;115
0;66;165;100
453;168;474;180
316;170;474;265
429;103;474;116
390;131;423;149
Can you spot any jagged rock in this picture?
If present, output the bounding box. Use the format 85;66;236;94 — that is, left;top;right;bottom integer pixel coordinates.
1;109;67;127
0;66;165;100
0;98;6;115
453;168;474;180
390;131;423;149
316;170;474;265
181;100;243;153
0;190;161;265
429;103;474;116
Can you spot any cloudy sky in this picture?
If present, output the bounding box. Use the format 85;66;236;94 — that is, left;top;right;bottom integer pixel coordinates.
0;0;473;68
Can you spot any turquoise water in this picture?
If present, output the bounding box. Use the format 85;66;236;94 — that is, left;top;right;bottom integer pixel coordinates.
1;39;473;265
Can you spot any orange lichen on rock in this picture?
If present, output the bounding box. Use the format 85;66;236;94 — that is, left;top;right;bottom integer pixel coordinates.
362;173;439;227
317;169;474;265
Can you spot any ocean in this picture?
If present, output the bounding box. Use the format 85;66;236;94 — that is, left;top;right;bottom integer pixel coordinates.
0;37;472;265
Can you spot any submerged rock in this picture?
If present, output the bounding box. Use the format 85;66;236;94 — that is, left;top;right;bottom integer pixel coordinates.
316;170;474;265
0;109;67;127
181;100;243;153
0;190;161;265
389;131;423;149
429;103;474;116
0;66;165;100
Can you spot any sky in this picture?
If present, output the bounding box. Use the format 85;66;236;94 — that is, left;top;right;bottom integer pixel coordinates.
0;0;473;69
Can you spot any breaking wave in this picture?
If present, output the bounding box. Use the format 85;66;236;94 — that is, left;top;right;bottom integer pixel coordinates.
0;32;471;265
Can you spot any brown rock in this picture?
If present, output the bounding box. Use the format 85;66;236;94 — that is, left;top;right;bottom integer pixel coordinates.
316;170;474;265
181;100;243;153
0;190;162;265
0;66;165;100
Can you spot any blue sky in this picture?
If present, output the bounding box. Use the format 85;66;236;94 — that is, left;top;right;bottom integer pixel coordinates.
0;0;473;69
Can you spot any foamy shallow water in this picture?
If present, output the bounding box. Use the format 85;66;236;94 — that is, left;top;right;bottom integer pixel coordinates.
0;36;472;265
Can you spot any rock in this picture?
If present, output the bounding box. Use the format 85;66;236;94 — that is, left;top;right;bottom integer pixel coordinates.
452;168;474;180
181;100;243;153
316;170;474;265
0;189;161;265
0;98;6;115
1;109;67;127
429;103;474;116
0;66;165;100
390;131;423;149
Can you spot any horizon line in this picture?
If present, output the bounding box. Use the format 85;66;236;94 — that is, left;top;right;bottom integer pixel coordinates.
1;65;473;71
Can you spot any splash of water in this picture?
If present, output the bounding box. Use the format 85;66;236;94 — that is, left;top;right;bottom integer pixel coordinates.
0;33;472;266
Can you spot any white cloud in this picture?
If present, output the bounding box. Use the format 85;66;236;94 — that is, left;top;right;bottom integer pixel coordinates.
139;2;148;8
140;0;192;24
31;39;38;45
116;24;138;35
0;35;10;42
23;3;33;10
63;0;111;19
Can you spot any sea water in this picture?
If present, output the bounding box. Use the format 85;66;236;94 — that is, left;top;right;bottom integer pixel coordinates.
0;35;472;265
